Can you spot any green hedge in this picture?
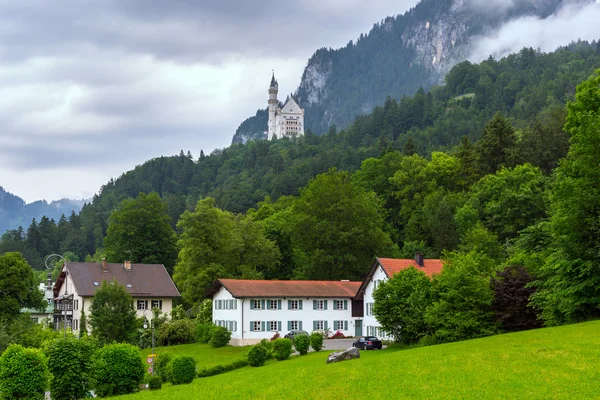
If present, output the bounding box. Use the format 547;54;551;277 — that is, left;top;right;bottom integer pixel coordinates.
310;332;324;352
0;344;48;400
246;345;267;367
170;355;196;385
294;334;310;355
198;360;248;377
272;338;293;360
92;343;145;397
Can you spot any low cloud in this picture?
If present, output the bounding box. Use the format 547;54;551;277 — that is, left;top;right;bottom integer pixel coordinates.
468;1;600;62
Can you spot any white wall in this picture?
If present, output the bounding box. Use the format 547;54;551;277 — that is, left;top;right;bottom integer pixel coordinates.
363;265;392;339
213;286;358;346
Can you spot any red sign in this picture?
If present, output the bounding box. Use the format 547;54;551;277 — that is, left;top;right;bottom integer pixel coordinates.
148;367;153;374
146;357;154;364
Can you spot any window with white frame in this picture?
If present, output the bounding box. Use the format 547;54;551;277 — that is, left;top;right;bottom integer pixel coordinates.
366;302;373;316
152;300;163;310
289;300;299;310
137;300;147;310
334;300;344;310
253;321;262;331
269;321;278;331
315;300;325;310
315;320;325;330
253;299;262;310
334;320;345;330
269;300;278;310
289;320;299;330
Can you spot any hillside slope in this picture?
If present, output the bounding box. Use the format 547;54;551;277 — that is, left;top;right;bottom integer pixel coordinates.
122;320;600;399
233;0;594;143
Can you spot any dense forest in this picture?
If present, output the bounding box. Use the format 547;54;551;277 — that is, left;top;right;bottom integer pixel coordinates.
1;42;600;329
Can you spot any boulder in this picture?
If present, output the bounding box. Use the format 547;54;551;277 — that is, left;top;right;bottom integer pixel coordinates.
326;347;360;364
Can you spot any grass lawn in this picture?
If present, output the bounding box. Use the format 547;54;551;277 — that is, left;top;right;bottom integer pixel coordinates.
123;320;600;399
140;343;250;370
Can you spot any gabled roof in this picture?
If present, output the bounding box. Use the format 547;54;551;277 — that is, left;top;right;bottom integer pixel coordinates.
54;262;180;298
355;257;443;298
208;279;361;299
280;97;303;113
378;258;443;278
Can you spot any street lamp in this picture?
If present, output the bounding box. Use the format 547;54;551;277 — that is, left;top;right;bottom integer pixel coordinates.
45;254;67;333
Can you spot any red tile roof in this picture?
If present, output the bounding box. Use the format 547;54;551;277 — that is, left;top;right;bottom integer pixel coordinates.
378;258;443;278
217;279;361;298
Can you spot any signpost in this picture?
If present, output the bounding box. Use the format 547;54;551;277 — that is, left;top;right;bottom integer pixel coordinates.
147;354;156;375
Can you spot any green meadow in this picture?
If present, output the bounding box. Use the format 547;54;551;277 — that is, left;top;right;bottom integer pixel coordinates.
124;321;600;399
140;342;250;370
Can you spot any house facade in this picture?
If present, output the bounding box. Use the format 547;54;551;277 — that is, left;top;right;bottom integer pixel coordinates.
356;254;443;340
53;259;180;333
208;279;362;346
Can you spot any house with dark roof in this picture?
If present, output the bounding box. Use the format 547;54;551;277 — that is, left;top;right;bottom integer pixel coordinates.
208;253;443;345
53;259;180;333
356;253;443;338
207;279;362;346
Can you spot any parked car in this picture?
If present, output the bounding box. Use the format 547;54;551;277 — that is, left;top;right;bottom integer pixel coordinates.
352;336;383;350
284;329;309;340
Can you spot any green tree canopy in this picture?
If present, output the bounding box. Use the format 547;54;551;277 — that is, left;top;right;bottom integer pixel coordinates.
0;252;45;322
89;280;137;346
476;112;517;174
289;169;398;280
104;192;178;274
372;267;432;344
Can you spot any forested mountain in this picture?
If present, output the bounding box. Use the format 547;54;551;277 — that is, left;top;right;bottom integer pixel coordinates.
233;0;594;143
2;40;598;271
0;186;85;235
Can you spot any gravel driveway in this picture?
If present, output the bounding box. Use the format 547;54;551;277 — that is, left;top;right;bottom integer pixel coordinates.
322;338;357;350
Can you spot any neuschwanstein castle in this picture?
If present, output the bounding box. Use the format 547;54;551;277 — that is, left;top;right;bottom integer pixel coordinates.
267;73;305;140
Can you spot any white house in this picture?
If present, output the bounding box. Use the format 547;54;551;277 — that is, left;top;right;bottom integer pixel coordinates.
208;279;362;346
53;259;180;333
356;254;443;339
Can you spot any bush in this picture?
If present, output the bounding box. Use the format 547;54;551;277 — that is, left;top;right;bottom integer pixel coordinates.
246;345;267;367
0;344;48;400
209;326;231;348
170;355;196;385
92;343;145;397
272;338;293;361
157;319;196;346
258;338;274;359
293;334;310;355
154;352;173;384
195;323;214;344
310;332;324;352
329;330;346;339
46;337;95;400
148;375;162;390
198;359;248;377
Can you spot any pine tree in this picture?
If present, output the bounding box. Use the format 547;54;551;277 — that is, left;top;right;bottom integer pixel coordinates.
476;112;517;174
79;309;88;338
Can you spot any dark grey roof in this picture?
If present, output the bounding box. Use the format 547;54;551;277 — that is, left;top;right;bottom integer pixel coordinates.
270;72;277;87
54;262;180;298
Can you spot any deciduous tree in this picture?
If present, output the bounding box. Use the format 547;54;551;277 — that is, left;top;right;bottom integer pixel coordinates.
89;280;137;345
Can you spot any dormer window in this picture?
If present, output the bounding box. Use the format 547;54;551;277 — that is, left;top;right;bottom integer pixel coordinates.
93;281;99;286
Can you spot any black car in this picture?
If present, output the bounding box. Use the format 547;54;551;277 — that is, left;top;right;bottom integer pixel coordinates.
352;336;383;350
284;329;309;340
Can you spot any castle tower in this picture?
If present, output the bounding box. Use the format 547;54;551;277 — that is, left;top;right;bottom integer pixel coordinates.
267;72;278;139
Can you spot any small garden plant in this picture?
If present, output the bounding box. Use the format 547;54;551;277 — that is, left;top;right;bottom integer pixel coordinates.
272;338;293;360
294;334;310;355
170;355;196;385
310;332;324;352
209;326;231;348
246;345;267;367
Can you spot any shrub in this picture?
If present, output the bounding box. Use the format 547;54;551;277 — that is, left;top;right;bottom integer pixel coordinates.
46;337;95;400
209;326;231;348
170;355;196;385
148;375;162;390
154;352;173;384
195;323;214;344
246;345;267;367
258;338;274;359
293;334;310;355
92;343;145;397
310;332;324;352
157;318;196;346
272;338;293;360
198;359;248;377
330;330;346;339
0;344;49;400
270;332;280;341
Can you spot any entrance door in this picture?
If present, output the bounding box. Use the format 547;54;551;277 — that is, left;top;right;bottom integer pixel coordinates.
355;320;363;337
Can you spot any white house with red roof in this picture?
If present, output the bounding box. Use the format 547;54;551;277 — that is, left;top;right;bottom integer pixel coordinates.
207;279;362;346
356;253;443;339
209;253;443;345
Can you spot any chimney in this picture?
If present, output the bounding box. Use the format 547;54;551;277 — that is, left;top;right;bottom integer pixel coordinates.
415;252;424;268
124;261;132;270
101;258;108;272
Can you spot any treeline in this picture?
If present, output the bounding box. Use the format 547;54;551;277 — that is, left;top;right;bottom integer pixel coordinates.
2;41;598;272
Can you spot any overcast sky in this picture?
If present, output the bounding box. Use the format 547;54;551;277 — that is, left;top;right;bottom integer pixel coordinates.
1;0;599;203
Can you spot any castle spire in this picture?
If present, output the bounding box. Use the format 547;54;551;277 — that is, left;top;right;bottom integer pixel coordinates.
270;70;277;87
